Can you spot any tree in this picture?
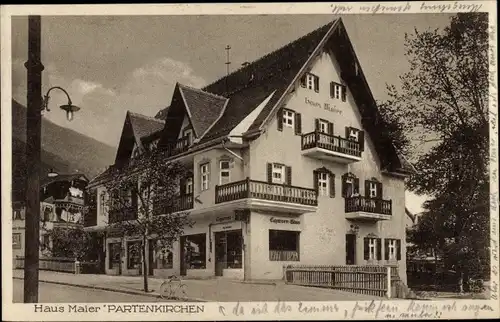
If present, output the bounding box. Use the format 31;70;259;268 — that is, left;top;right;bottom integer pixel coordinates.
103;147;194;293
380;13;490;290
43;226;93;260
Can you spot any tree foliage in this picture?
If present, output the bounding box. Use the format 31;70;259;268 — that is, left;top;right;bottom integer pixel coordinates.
103;146;194;292
43;226;94;260
380;13;490;282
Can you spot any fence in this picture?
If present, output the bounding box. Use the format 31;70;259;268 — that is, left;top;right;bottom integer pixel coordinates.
284;265;404;298
15;256;76;273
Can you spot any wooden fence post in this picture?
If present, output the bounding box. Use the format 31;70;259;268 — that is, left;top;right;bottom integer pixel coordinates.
386;266;391;299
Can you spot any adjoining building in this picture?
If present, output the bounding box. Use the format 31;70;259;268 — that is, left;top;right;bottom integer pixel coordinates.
12;172;88;259
86;18;415;282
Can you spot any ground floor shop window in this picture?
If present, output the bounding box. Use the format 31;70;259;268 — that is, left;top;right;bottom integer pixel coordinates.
269;230;300;261
152;239;173;269
127;241;142;269
184;234;206;269
109;242;121;269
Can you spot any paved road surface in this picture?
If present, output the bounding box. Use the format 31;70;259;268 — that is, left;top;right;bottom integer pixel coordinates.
12;280;163;303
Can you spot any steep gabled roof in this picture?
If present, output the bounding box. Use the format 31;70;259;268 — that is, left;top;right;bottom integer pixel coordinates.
156;18;415;174
129;112;165;140
177;83;228;138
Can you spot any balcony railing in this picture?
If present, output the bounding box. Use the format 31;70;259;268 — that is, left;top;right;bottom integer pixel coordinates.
109;206;138;224
154;194;194;215
344;196;392;216
215;178;318;206
301;131;361;158
166;136;190;157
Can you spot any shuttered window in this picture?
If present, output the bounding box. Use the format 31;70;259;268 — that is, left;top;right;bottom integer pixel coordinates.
268;163;292;185
364;237;382;261
301;73;319;92
385;238;402;261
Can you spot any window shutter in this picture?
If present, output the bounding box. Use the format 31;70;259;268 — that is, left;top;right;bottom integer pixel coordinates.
376;238;382;260
294;113;302;135
300;74;306;87
345;126;350;139
354;178;360;195
330;82;334;98
315;119;320;132
341;174;347;197
341;85;347;102
277;108;283;132
267;163;273;183
285;166;292;185
329;174;335;198
384;239;389;260
377;182;383;199
365;180;371;198
363;238;369;260
314;76;319;93
313;171;319;192
359;131;365;151
396;239;402;260
327;122;334;135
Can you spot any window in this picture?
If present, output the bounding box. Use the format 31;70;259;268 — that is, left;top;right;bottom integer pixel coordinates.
364;237;382;261
342;174;359;197
330;82;346;101
41;234;50;251
219;160;231;185
109;242;121;269
13;233;21;249
283;109;295;128
385;238;402;261
200;163;210;191
42;205;53;222
184;234;206;269
183;128;194;145
269;230;300;261
272;164;285;184
369;182;377;198
152;239;173;269
127;241;142;269
349;129;359;141
319;119;329;133
317;172;329;196
13;209;22;220
185;177;193;195
301;73;319;92
100;192;106;216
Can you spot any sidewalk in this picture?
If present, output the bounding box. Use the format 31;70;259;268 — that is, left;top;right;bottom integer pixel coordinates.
12;269;379;302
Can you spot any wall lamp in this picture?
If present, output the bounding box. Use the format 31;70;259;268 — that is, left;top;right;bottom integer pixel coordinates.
42;86;81;121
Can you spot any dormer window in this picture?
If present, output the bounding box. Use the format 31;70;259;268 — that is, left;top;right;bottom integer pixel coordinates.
300;73;319;92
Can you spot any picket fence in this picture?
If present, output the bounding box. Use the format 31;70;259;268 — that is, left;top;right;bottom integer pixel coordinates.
284;264;405;298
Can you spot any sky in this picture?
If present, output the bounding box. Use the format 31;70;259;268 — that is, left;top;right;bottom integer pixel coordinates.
10;13;454;214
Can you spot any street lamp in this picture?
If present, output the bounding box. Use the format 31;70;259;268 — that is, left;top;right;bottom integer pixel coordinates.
42;86;81;121
23;16;81;303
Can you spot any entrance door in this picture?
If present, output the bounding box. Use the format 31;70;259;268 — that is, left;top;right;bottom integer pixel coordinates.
346;234;356;265
180;236;187;276
214;232;227;277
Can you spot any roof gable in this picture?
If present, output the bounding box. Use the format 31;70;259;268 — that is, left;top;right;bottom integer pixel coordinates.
178;84;228;139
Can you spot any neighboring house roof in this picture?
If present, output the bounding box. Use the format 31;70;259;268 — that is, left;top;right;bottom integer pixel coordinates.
405;207;416;224
129;112;165;140
154;18;415;175
40;173;89;188
177;83;228;138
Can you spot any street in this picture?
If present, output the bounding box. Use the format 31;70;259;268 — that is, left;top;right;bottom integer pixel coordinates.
13;280;163;303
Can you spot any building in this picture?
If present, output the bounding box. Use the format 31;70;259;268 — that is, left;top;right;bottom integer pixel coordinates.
86;18;415;281
12;172;88;259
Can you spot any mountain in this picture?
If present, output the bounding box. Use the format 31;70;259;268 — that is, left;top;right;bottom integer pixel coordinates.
11;99;116;202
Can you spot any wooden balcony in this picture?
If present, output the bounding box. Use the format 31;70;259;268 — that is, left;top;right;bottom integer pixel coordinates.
154;194;194;215
215;178;317;215
166;136;190;158
108;206;138;224
301;131;362;164
344;196;392;221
